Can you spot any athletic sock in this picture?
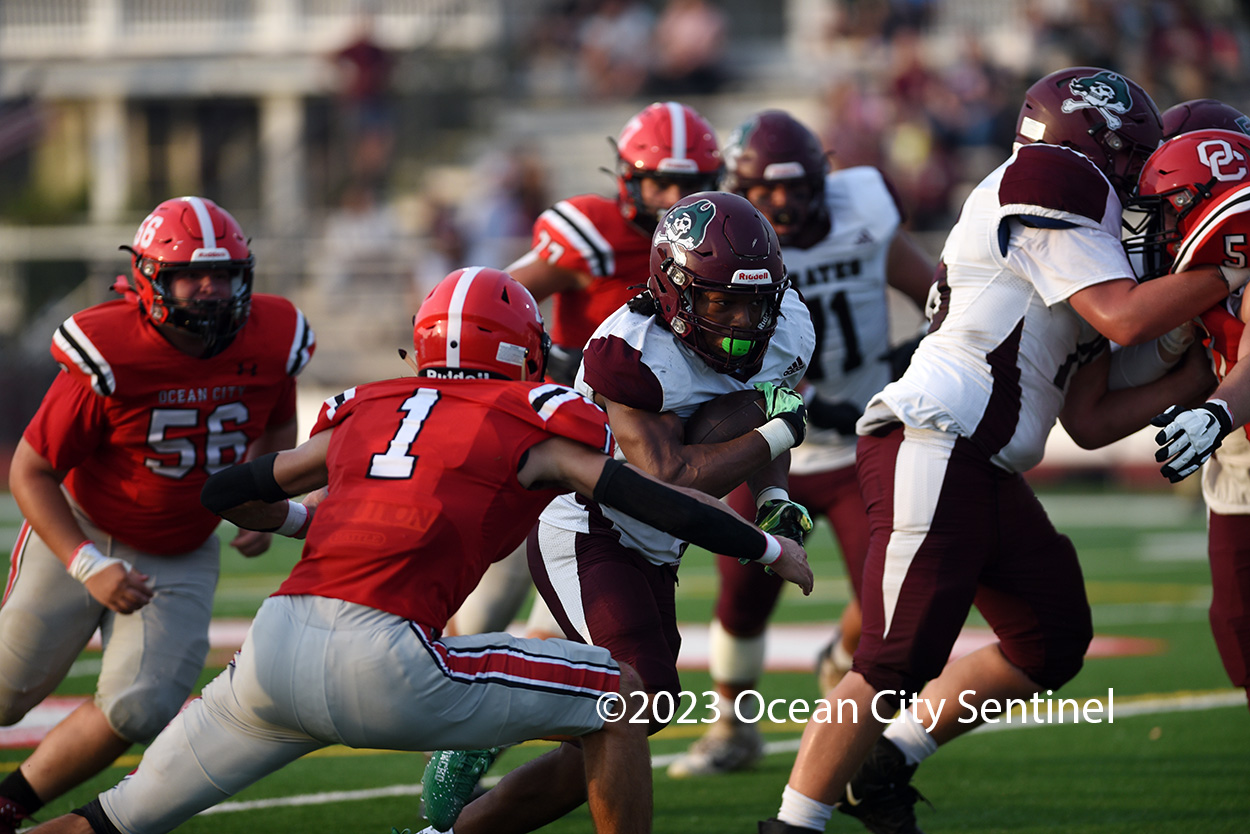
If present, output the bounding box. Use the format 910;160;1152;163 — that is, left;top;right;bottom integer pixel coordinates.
883;707;937;765
0;768;43;814
777;784;833;831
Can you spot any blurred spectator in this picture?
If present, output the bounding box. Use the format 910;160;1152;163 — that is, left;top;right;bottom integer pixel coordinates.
577;0;655;99
646;0;728;96
329;16;396;190
459;147;551;269
318;182;402;298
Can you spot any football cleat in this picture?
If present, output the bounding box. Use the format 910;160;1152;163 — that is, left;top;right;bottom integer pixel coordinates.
838;737;928;834
421;747;500;831
758;818;823;834
667;719;764;777
815;625;854;694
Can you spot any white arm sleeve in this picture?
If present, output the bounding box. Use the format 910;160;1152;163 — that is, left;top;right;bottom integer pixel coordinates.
1107;340;1174;391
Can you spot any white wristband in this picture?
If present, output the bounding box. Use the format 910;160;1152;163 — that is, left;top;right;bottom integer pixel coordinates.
758;533;782;565
755;486;789;509
274;500;310;537
67;541;132;584
754;418;796;461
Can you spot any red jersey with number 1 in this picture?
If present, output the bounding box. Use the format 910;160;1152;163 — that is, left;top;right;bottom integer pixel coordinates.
527;194;651;349
23;294;315;555
275;377;615;628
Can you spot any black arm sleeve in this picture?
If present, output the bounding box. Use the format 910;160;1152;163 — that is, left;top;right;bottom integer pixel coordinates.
200;452;290;514
591;459;771;561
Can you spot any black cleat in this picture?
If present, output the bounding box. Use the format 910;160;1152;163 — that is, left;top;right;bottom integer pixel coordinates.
837;738;929;834
758;818;822;834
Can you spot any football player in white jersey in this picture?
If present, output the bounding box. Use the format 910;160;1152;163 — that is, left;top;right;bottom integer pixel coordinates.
423;191;816;834
668;110;935;778
760;67;1240;834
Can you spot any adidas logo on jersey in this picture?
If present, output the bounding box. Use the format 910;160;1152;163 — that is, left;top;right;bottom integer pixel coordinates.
782;357;807;378
855;230;875;245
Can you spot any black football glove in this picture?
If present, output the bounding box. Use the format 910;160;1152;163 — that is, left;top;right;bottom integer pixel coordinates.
545;345;584;386
807;393;862;436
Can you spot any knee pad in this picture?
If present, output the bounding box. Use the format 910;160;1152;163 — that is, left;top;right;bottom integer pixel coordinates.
100;683;188;744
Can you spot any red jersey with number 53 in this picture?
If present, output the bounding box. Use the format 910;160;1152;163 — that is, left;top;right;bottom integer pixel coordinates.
275;377;615;627
23;294;315;555
525;194;651;349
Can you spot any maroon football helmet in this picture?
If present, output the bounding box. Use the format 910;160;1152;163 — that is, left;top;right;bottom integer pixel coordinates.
122;196;253;355
721;110;831;247
1162;99;1250;140
1015;67;1162;200
646;191;788;374
615;101;722;234
1125;129;1250;279
414;267;549;381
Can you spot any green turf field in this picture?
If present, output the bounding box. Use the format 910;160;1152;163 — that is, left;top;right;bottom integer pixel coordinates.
1;485;1247;833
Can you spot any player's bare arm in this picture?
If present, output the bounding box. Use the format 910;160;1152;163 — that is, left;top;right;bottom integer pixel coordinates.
519;435;813;595
600;397;773;498
9;439;153;614
1060;339;1215;450
885;230;937;308
1068;266;1231;346
507;257;594;302
200;430;332;535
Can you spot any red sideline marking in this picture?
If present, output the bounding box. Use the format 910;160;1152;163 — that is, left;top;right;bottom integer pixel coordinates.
5;621;1159;749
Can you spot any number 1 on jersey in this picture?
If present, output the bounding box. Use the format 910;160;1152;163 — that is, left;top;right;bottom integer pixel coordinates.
369;389;441;479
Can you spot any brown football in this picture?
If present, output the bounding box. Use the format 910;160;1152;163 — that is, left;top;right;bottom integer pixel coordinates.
684;388;768;445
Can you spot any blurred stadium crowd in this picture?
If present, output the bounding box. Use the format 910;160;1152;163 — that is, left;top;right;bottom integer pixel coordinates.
0;0;1247;482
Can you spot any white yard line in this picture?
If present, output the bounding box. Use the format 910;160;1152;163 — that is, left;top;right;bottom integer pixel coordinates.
199;688;1246;816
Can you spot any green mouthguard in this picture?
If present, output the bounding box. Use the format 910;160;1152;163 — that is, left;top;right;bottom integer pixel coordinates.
719;337;753;357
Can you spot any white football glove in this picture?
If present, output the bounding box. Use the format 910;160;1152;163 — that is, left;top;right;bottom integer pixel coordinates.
1152;401;1235;483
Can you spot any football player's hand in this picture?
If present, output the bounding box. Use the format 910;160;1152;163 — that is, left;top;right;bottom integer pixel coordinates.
753;382;807;446
807;394;862;435
301;487;330;511
756;498;814;543
769;537;814;596
1152;401;1234;482
231;529;273;558
85;564;153;614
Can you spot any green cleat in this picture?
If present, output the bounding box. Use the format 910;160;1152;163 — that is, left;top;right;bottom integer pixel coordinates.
420;747;500;831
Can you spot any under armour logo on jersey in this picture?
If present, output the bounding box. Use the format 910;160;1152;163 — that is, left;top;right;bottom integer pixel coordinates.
237;362;258;376
855;230;875;245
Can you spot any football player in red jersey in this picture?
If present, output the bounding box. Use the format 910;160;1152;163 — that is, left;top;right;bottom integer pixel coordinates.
25;267;810;834
449;101;722;640
425;192;816;834
667;109;936;779
1133;117;1250;712
0;197;316;833
760;68;1236;834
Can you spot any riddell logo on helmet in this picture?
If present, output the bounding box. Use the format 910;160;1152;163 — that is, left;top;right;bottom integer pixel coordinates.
732;269;773;284
1062;71;1133;130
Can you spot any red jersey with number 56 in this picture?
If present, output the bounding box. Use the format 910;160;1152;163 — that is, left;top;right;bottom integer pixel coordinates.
276;377;615;627
525;194;651;349
23;294;315;555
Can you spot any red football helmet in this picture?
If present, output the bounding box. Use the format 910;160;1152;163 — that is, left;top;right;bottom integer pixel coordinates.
123;196;253;354
721;110;831;246
1162;98;1250;140
1126;129;1250;279
646;191;788;374
413;267;549;381
1015;67;1162;200
615;101;722;234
